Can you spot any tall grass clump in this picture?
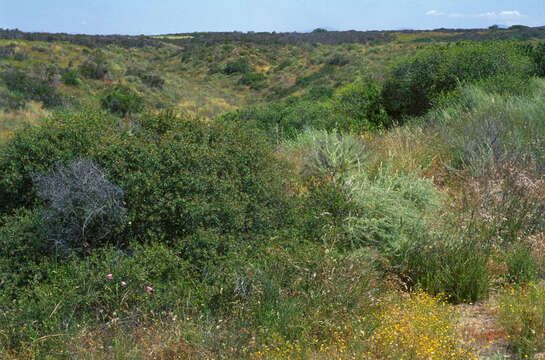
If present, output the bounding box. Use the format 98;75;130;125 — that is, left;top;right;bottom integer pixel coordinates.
283;130;489;302
498;284;545;358
434;79;545;176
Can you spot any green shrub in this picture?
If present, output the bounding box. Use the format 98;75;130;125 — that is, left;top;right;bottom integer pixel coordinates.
327;53;350;66
287;130;442;258
101;85;144;116
238;72;266;89
0;44;16;59
140;73;165;88
506;243;538;284
0;88;26;110
0;108;293;257
126;68;164;88
302;130;367;182
228;99;343;140
382;41;533;119
222;59;251;75
0;209;49;299
529;42;545;77
60;68;80;86
343;168;441;255
284;131;485;302
333;79;390;131
295;66;333;88
304;86;334;100
0;69;62;108
0;109;113;215
79;52;109;79
404;235;490;303
434;81;545;176
275;59;292;71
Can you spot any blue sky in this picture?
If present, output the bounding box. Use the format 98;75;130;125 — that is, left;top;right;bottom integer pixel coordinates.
0;0;544;35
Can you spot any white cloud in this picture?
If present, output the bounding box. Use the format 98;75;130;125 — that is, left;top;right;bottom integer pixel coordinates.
425;10;525;19
426;10;443;16
498;10;521;17
81;20;88;25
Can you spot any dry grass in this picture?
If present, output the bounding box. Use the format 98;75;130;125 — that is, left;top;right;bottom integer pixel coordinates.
365;124;453;191
66;318;205;360
457;301;509;358
0;101;48;143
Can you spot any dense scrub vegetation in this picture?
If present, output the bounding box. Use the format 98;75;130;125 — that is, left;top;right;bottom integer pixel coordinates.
1;27;545;359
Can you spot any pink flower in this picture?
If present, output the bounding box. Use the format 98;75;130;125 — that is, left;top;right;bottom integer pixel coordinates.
121;281;127;287
146;286;153;293
107;273;113;280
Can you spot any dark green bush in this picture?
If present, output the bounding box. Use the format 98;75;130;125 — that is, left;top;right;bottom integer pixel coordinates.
0;88;26;110
0;108;293;258
382;41;533;119
304;86;334;100
228;99;343;140
0;110;115;215
0;69;62;108
0;209;49;298
222;58;251;75
140;73;165;88
238;72;266;89
333;79;390;130
506;243;538;284
295;66;333;88
327;53;350;66
126;68;165;88
0;44;16;59
101;85;144;116
79;52;109;79
529;42;545;77
276;59;292;71
60;68;80;86
404;235;490;303
208;63;222;75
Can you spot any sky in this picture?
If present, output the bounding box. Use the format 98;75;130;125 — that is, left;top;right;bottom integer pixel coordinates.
0;0;544;35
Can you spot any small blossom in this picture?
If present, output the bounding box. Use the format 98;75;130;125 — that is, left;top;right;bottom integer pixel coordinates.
107;273;113;280
146;286;153;292
121;281;127;287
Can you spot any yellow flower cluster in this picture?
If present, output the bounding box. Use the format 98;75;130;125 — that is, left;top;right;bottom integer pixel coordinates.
251;331;350;359
251;340;301;360
367;291;477;360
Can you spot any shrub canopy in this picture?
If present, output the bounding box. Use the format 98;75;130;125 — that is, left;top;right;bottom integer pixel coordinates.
382;41;533;119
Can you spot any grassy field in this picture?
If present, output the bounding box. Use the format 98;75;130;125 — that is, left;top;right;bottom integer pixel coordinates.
1;27;545;359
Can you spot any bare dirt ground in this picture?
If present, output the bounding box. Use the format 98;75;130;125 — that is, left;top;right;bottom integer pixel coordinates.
457;300;511;359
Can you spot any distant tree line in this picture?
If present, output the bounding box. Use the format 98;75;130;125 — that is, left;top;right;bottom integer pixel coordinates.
0;29;163;48
1;26;544;50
